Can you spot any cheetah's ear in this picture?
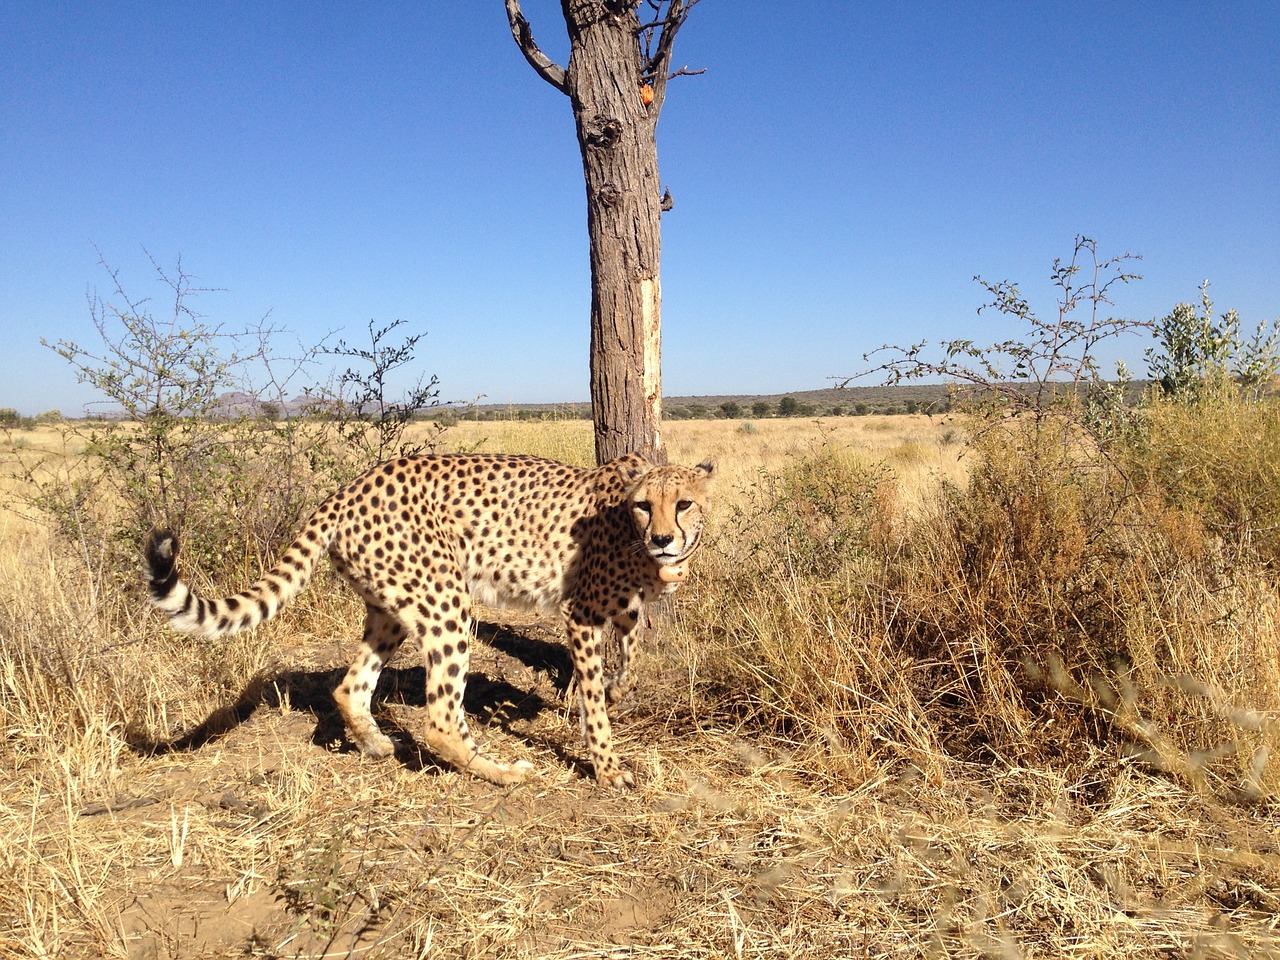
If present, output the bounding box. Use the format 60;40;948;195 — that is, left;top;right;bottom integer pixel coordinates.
611;452;653;484
695;459;716;481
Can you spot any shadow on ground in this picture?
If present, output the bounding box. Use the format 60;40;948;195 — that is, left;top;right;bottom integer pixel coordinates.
126;620;579;774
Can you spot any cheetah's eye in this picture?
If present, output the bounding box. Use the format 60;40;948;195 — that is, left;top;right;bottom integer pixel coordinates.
676;499;693;512
634;500;652;514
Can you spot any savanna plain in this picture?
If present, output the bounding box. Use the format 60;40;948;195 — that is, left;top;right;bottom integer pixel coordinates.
5;409;1280;959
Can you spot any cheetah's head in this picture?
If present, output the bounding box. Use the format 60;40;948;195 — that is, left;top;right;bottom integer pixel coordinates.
620;459;716;566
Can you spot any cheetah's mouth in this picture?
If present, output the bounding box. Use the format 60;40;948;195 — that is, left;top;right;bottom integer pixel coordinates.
650;535;701;565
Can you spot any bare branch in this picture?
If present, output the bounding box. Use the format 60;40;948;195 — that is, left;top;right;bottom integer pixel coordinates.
503;0;568;93
667;65;707;80
643;0;699;105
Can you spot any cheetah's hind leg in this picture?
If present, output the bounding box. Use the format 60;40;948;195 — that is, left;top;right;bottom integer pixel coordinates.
332;605;403;759
412;593;534;786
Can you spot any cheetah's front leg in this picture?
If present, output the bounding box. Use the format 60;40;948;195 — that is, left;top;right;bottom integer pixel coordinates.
604;604;642;705
566;613;634;789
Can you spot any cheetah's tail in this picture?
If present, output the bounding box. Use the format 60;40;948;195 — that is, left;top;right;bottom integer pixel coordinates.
144;523;332;639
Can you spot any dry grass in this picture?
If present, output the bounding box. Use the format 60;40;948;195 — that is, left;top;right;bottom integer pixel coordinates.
4;414;1280;958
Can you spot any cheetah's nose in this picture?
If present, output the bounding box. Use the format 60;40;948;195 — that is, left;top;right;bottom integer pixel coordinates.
651;534;675;549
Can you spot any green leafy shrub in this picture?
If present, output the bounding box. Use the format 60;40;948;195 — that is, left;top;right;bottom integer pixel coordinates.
1146;281;1280;403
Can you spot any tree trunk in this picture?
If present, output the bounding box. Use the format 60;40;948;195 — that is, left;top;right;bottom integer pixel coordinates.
561;4;666;464
506;0;695;466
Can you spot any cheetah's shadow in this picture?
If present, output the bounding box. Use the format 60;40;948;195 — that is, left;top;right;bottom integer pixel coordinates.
127;621;578;774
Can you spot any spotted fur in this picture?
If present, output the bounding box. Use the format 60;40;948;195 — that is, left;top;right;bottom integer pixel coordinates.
144;452;714;788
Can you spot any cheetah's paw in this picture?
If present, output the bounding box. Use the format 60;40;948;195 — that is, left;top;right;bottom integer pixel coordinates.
596;767;636;790
492;759;536;786
356;731;396;760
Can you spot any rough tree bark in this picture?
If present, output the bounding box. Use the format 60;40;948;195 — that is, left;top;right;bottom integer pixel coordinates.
504;0;699;465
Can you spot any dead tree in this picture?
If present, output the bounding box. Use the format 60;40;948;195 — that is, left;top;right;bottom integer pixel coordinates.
504;0;701;464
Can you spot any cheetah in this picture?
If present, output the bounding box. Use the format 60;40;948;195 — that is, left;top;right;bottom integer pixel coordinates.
144;452;714;788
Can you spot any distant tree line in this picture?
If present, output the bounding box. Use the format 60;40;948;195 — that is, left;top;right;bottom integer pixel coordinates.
660;396;942;420
1;398;943;430
0;408;64;430
416;395;947;426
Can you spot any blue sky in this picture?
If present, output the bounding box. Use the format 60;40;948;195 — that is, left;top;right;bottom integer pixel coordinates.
2;2;1277;416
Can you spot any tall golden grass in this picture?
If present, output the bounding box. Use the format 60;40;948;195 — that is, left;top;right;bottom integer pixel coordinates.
4;410;1280;958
